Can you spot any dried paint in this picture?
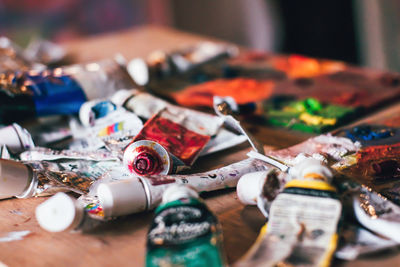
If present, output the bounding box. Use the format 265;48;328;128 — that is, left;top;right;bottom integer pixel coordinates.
172;78;274;108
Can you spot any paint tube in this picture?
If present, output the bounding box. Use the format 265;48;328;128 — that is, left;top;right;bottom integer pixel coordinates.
0;157;120;199
335;224;398;260
69;106;143;154
0;123;35;154
112;89;223;136
36;192;106;232
19;147;119;162
144;42;237;80
98;158;267;217
123;108;214;176
113;90;247;156
146;184;227;267
268;133;361;166
0;58;136;124
237;158;342;267
351;184;400;243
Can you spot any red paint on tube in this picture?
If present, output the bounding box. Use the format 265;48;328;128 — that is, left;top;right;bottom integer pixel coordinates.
132;113;210;166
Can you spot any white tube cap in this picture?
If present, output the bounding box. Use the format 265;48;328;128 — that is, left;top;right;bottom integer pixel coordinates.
0;124;34;154
35;192;84;232
289;158;333;183
236;171;269;205
0;159;32;199
97;177;147;217
110;89;138;107
162;184;199;204
127;58;149;86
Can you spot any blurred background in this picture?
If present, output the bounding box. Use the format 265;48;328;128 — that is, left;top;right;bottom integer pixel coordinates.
0;0;398;71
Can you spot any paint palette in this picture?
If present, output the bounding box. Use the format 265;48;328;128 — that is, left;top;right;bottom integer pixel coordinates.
149;51;400;133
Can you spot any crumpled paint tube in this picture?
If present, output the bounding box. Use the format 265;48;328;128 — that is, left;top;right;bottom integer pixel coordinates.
352;184;400;243
19;147;119;162
123;108;217;176
236;159;341;267
335;224;398;260
0;158;120;199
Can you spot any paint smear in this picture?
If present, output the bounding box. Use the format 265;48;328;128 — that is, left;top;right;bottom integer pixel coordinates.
0;230;31;242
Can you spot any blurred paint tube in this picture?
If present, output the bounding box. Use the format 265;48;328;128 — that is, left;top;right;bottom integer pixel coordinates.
111;89;223;136
34;158;267;232
335;224;398;261
352;184;400;243
141;42;237;81
0;58;137;124
113;90;247;156
19;147;119;162
123;108;214;176
146;185;227;267
69;106;143;153
0;157;120;199
237;159;341;267
0;123;35;154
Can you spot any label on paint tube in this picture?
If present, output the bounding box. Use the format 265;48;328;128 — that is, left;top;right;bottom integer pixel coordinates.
123;108;212;176
146;197;226;267
238;179;341;267
69;108;143;154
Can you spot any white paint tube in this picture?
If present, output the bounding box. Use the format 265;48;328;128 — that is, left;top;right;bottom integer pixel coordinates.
98;158;268;217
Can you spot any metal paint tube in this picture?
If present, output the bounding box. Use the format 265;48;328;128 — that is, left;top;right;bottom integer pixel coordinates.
98;158;267;218
237;159;342;267
123;108;213;176
0;58;136;123
146;185;227;267
0;158;120;199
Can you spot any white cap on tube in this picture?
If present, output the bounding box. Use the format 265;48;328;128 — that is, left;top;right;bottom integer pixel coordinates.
97;177;147;217
289;158;333;183
127;58;149;86
35;192;84;232
110;89;138;107
236;171;269;205
162;184;199;204
0;159;33;199
0;124;32;154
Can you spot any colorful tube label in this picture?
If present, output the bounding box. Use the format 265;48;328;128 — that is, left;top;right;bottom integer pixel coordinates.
146;198;225;267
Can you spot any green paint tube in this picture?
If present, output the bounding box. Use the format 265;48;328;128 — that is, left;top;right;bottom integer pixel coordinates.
146;185;226;267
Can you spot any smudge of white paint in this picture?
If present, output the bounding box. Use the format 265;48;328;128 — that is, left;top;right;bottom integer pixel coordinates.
0;230;31;242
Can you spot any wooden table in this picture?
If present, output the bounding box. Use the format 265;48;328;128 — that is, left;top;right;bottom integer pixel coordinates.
1;26;400;267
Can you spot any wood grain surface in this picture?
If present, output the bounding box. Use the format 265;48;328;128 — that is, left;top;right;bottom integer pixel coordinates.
0;26;399;267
